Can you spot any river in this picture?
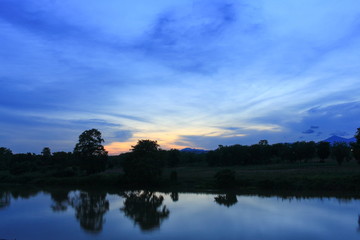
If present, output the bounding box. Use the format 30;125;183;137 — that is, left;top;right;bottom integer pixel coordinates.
0;188;359;239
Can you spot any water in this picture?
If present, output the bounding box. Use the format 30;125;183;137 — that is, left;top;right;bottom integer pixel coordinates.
0;188;359;240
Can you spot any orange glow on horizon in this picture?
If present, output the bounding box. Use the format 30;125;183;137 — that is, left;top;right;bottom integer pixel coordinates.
104;123;279;155
104;140;192;155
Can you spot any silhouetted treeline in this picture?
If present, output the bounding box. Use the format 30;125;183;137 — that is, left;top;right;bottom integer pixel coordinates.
0;140;355;177
0;129;108;178
1;128;360;181
205;140;354;167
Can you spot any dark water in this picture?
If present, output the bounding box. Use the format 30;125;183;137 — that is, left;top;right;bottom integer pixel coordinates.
0;188;359;240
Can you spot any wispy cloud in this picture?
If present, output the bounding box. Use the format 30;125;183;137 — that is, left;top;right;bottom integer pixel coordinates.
1;0;360;153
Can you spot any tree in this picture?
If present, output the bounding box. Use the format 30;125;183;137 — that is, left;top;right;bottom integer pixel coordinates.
0;147;12;170
351;128;360;164
41;147;51;163
332;142;350;166
74;129;108;174
214;169;236;188
122;140;163;185
41;147;51;157
355;128;360;143
258;140;269;146
292;141;316;162
167;149;180;167
317;141;330;162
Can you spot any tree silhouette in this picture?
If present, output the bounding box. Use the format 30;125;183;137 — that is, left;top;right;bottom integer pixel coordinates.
355;128;360;143
122;140;163;185
41;147;51;157
120;191;169;232
0;147;12;170
214;169;236;188
167;149;180;167
317;141;330;162
332;142;350;165
74;129;108;174
352;128;360;164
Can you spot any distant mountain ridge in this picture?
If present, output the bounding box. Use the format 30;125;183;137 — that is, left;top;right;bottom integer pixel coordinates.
180;148;208;154
322;135;356;145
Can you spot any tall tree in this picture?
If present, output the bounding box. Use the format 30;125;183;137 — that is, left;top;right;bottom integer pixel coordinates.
122;140;163;185
41;147;52;163
41;147;51;157
317;141;330;162
74;129;108;174
0;147;12;170
355;128;360;143
332;142;350;166
351;128;360;164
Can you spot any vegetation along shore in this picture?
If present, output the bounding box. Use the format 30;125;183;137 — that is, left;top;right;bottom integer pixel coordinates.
1;128;360;193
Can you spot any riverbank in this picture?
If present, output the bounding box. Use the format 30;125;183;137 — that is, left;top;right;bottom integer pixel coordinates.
1;161;360;193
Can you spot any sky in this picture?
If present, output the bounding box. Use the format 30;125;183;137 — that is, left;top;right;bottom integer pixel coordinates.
1;0;360;155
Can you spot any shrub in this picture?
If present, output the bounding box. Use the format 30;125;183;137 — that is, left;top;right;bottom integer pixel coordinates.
214;169;236;188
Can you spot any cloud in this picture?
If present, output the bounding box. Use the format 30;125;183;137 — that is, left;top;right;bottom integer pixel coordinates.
70;119;120;127
133;0;263;73
108;113;152;123
113;130;133;142
0;0;91;41
302;129;315;134
1;0;360;154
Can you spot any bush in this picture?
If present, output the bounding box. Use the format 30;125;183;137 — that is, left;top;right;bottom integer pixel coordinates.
214;169;236;188
170;171;178;184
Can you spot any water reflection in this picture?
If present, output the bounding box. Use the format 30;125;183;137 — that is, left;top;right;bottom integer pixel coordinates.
50;189;70;212
170;191;179;202
1;188;359;239
0;191;10;209
10;188;38;199
120;191;170;232
214;193;238;207
70;191;109;233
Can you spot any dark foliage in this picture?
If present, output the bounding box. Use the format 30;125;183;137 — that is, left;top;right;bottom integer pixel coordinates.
214;169;236;188
352;128;360;164
122;140;163;185
317;141;331;162
73;129;108;174
332;142;351;166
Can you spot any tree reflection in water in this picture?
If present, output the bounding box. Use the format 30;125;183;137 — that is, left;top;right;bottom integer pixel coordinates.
170;192;179;202
70;191;109;233
0;191;10;209
50;190;70;212
214;193;238;207
120;191;170;231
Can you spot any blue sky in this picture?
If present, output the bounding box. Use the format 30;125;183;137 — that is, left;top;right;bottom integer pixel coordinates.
1;0;360;154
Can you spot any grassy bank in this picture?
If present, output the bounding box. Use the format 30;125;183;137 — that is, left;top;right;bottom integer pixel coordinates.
1;160;360;193
162;160;360;192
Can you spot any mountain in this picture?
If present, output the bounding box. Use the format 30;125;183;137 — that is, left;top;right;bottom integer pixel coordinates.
180;148;208;154
322;135;356;145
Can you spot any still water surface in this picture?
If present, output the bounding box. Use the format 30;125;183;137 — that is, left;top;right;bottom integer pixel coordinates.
0;188;359;240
